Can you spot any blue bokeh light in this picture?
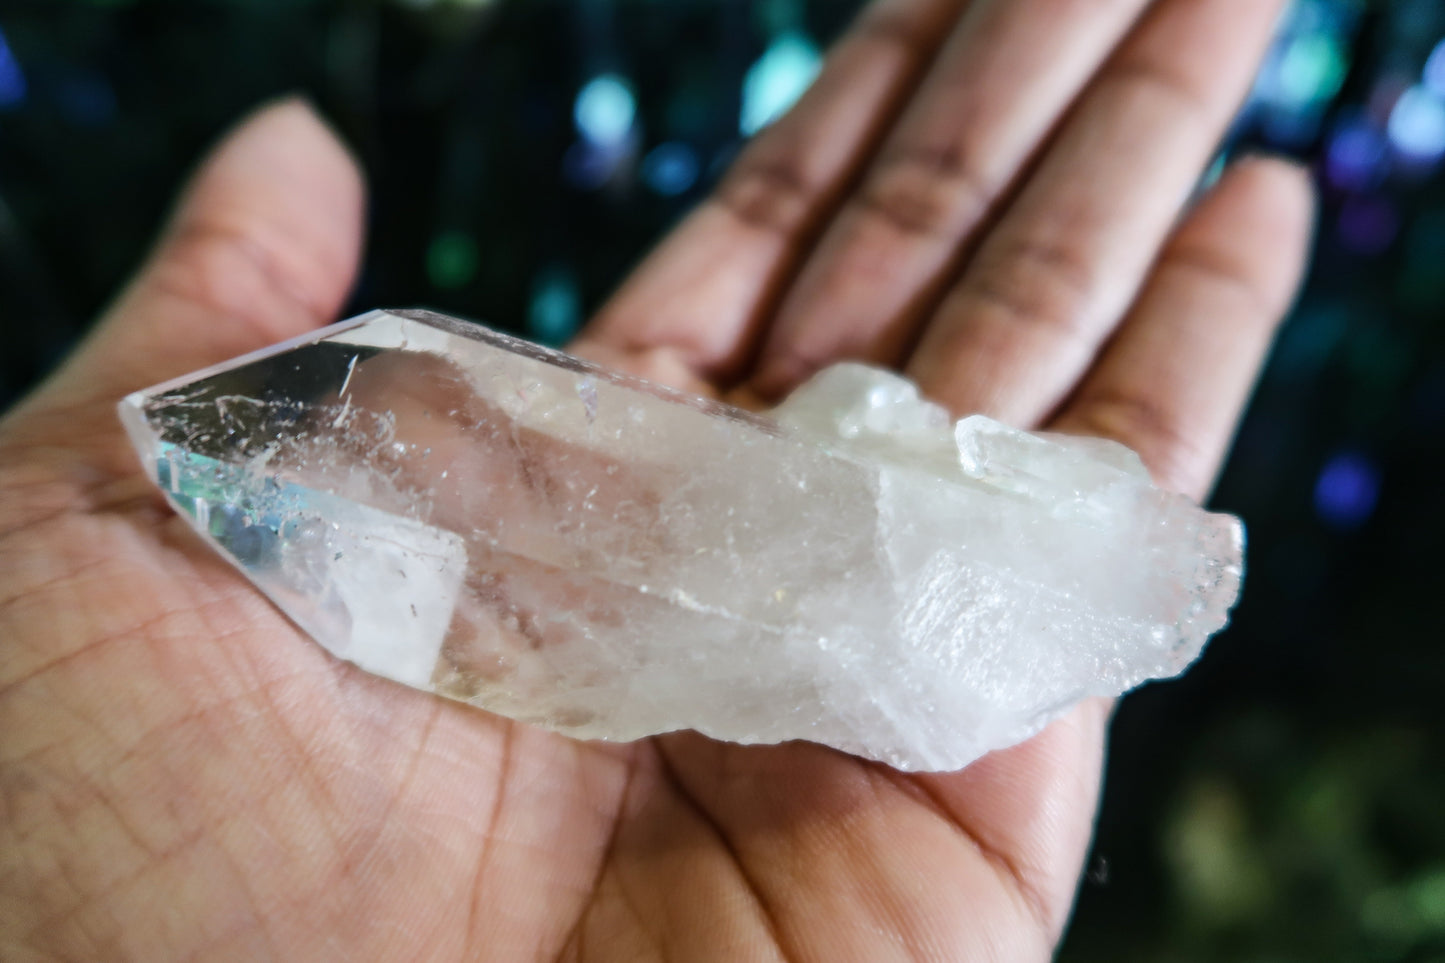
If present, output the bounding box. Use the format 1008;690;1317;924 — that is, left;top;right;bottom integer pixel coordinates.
1314;451;1382;530
528;265;582;345
1424;37;1445;97
0;28;28;109
1325;119;1390;190
574;73;636;147
1387;85;1445;164
641;141;699;196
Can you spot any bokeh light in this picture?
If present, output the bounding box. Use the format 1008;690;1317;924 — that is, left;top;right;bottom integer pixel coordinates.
0;28;25;109
1386;85;1445;164
1314;450;1382;530
740;29;821;136
1425;37;1445;97
1325;118;1390;190
426;230;480;290
1246;0;1356;146
528;266;581;345
574;73;637;147
641;142;700;196
1276;30;1349;109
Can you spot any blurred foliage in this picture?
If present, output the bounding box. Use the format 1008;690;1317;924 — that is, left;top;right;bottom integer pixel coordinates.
0;0;1442;958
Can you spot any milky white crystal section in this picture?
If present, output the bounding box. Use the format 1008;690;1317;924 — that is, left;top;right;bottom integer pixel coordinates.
118;309;1243;771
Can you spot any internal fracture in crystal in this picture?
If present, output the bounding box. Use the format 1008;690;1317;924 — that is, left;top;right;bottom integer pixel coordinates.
119;309;1243;772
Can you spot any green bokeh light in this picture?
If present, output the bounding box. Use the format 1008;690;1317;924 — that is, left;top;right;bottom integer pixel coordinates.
426;230;480;290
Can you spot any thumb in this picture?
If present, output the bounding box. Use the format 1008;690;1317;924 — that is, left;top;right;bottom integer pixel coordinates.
20;97;365;433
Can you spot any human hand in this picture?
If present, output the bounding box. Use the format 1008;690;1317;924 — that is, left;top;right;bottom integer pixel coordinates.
0;0;1312;958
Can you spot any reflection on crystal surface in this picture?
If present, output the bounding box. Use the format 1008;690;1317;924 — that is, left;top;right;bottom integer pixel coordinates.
118;309;1244;772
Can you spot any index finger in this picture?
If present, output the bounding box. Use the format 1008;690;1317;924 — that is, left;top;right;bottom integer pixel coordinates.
574;0;966;388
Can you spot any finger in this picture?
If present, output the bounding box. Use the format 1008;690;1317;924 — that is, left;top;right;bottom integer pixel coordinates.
573;0;967;388
914;157;1311;929
1051;157;1315;498
907;0;1289;424
34;98;365;414
749;0;1153;399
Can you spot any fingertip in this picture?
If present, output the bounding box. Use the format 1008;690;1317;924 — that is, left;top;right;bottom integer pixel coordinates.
1265;157;1319;258
1231;151;1313;185
148;94;367;327
250;94;365;185
203;94;357;174
1211;154;1317;239
176;94;367;258
1181;154;1316;316
231;93;346;150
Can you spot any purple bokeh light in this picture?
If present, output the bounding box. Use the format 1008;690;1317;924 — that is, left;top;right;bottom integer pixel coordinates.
1326;120;1390;189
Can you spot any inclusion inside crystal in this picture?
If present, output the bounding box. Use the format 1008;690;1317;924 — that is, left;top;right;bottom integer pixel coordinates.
118;309;1243;772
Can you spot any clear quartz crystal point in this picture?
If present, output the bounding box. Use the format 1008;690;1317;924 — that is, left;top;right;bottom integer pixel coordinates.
118;309;1243;772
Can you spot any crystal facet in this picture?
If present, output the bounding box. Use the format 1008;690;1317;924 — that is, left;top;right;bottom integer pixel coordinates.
118;309;1243;771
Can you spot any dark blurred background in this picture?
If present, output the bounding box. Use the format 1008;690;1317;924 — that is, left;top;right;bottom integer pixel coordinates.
0;0;1441;959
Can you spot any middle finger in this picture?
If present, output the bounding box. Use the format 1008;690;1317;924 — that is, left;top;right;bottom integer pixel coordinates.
907;0;1289;424
749;0;1156;398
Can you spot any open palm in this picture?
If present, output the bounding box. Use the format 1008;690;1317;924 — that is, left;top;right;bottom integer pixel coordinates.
1;1;1312;959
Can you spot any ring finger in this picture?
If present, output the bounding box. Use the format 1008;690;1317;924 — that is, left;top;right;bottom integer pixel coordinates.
905;0;1290;424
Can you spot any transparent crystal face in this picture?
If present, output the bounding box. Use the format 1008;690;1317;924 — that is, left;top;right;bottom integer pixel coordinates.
118;309;1243;771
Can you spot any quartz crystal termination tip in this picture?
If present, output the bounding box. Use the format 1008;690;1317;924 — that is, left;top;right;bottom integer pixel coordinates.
118;308;1244;772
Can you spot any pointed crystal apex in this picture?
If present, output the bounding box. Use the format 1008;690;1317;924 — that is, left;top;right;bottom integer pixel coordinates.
120;309;1242;771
